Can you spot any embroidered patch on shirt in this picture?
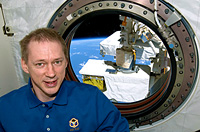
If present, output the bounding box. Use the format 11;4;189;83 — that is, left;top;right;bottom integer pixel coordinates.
69;118;79;131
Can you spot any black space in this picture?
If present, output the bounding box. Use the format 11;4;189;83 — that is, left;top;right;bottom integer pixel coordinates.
73;14;122;39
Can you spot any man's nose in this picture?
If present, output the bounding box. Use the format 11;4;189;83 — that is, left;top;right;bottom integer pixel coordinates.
45;64;56;78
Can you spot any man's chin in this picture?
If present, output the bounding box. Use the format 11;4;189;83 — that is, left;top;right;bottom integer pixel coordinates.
44;88;60;97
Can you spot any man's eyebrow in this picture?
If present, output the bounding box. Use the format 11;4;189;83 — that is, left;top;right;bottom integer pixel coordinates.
32;60;45;65
34;59;45;62
54;57;64;61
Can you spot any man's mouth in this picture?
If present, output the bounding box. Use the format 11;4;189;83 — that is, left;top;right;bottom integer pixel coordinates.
44;80;58;87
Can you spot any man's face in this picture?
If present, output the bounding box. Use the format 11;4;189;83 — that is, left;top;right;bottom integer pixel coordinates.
21;40;68;101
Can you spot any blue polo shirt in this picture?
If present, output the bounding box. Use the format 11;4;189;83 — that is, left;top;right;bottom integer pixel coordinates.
0;79;129;132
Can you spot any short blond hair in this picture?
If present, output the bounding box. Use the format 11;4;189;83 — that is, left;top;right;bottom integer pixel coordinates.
20;28;68;63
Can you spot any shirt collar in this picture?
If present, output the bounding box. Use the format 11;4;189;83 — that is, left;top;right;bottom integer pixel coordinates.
27;78;42;109
53;80;68;106
27;78;68;109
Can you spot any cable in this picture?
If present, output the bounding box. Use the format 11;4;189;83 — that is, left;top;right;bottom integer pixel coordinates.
154;0;162;28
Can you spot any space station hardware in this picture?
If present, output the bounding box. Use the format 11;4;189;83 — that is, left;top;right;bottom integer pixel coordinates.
82;75;106;92
0;3;14;36
46;0;199;129
79;59;150;102
116;15;169;75
79;14;171;104
100;14;170;83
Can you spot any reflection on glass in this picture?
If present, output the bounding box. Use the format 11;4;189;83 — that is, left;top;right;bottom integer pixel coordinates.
70;15;171;103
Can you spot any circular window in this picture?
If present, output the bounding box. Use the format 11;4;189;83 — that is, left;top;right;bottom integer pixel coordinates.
48;0;198;129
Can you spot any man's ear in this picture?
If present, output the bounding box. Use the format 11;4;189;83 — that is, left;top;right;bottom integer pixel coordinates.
65;57;69;69
21;59;29;74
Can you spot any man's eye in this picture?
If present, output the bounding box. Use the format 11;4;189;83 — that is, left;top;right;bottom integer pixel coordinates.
36;63;44;67
54;61;62;65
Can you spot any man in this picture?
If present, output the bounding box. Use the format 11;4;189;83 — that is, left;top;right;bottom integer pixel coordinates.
0;28;129;131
